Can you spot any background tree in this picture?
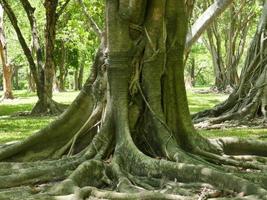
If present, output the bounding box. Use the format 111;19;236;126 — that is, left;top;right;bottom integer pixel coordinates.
201;0;256;91
0;0;71;114
194;0;267;125
0;4;13;100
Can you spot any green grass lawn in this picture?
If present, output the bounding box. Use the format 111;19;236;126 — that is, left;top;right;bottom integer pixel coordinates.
187;89;228;114
0;89;266;144
0;90;79;143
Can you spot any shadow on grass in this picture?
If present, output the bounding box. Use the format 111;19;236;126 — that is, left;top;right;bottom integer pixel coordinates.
0;104;33;116
199;128;267;139
0;116;54;143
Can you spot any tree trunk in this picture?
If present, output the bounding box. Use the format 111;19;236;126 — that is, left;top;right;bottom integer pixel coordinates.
77;58;84;90
27;71;36;92
74;68;78;91
193;1;267;124
0;1;267;199
12;64;20;90
58;40;66;92
44;0;58;99
0;4;13;100
205;27;227;91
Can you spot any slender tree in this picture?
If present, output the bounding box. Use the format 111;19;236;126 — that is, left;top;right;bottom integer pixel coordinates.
0;0;71;114
0;4;13;100
0;1;267;199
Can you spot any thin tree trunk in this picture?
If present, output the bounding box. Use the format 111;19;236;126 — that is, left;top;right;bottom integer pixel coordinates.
74;68;78;91
78;58;84;90
12;65;19;90
0;4;13;99
58;40;66;92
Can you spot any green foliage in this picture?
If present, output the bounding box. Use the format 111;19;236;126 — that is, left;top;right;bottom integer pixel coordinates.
185;0;262;87
1;0;104;90
185;43;214;86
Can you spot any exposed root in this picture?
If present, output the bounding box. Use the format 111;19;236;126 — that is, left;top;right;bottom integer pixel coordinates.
215;137;267;156
58;186;196;200
31;98;66;115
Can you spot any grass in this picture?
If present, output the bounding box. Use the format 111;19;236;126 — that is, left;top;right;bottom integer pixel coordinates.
0;88;266;144
187;90;228;114
0;90;79;143
199;128;267;139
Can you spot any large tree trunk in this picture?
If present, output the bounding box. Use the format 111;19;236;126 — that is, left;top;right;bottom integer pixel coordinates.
0;4;13;100
0;1;267;199
193;1;267;125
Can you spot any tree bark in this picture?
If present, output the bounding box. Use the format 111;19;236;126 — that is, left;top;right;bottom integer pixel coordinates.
12;64;19;90
185;0;234;52
0;4;13;100
77;57;84;90
44;0;58;99
58;40;66;92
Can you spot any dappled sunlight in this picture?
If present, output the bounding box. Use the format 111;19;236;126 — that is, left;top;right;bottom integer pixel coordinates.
187;88;228;114
0;90;80;143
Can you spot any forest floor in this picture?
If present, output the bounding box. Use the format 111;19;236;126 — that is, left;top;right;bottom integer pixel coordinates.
0;88;266;144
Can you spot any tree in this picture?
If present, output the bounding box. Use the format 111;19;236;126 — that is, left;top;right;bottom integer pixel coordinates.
0;0;70;114
200;0;256;91
0;1;267;199
194;0;267;125
0;4;13;100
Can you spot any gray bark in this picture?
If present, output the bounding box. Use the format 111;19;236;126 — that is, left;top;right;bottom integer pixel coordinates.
186;0;234;51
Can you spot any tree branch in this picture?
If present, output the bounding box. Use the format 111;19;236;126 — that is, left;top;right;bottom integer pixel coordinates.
186;0;234;52
57;0;71;19
77;0;102;37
